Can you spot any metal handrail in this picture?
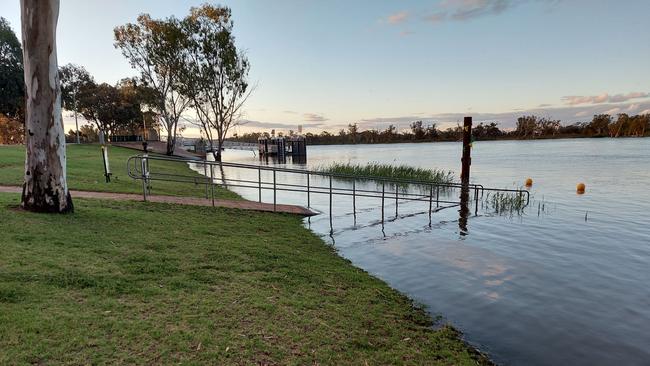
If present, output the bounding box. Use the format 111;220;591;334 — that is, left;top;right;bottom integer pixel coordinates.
126;154;530;224
128;153;491;190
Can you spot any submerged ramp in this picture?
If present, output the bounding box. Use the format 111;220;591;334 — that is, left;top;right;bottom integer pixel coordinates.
0;185;316;216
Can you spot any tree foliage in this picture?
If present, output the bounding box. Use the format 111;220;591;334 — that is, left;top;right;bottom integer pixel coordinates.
65;124;99;143
178;4;251;161
59;63;94;111
0;17;24;119
0;113;24;144
0;17;25;144
114;14;190;155
76;81;143;138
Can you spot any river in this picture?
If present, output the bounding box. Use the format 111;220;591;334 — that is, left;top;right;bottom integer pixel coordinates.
201;138;650;365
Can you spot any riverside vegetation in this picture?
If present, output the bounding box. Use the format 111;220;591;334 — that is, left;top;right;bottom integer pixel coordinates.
317;162;529;215
0;144;490;364
228;113;650;146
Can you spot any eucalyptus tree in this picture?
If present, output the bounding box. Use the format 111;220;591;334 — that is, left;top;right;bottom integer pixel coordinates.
114;15;190;155
59;63;94;143
179;4;251;161
20;0;73;213
77;81;142;138
77;82;116;137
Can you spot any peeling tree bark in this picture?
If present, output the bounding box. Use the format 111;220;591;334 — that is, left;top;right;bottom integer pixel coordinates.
20;0;73;213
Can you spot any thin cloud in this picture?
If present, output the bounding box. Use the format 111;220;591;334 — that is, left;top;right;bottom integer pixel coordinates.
562;92;650;105
445;0;514;21
303;113;328;122
423;12;447;24
240;119;324;129
603;107;621;115
387;11;409;24
538;103;552;107
418;0;564;25
356;100;650;130
400;30;415;36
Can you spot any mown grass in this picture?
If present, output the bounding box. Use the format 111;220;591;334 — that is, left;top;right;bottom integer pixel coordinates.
318;162;455;184
0;144;239;200
0;193;489;365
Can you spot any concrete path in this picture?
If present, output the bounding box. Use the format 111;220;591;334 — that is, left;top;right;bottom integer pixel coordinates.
111;141;203;160
0;186;317;216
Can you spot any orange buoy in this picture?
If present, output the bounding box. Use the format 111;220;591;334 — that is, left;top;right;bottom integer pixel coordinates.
576;183;586;194
525;178;533;187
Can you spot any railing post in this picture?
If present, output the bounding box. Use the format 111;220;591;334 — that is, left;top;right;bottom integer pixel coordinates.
140;156;148;202
429;184;433;225
204;161;209;199
381;182;385;224
329;175;333;228
395;185;399;217
475;186;479;215
273;170;277;212
258;167;262;203
352;180;356;220
307;173;310;207
436;185;440;208
210;163;215;207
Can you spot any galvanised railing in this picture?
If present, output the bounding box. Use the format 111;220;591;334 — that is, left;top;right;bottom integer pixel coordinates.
127;154;530;226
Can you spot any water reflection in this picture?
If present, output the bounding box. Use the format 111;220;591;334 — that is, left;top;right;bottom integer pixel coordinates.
458;185;471;236
203;139;650;365
258;154;307;166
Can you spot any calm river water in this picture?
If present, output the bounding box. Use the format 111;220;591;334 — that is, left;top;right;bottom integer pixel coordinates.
204;138;650;365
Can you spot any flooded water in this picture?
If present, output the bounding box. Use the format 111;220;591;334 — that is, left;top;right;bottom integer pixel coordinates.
200;138;650;365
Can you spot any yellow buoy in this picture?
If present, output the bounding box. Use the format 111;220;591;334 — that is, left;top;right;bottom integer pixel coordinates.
576;183;586;194
525;178;533;187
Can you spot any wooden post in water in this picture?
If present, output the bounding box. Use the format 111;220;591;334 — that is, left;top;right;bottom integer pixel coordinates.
459;116;472;235
461;116;472;185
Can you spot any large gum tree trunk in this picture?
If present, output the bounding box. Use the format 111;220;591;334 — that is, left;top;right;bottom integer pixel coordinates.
20;0;73;213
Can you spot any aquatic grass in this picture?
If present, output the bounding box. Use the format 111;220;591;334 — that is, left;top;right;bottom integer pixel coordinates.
318;162;455;184
483;191;528;215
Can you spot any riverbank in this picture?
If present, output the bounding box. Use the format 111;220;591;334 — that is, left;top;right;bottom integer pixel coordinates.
0;144;238;199
0;144;491;364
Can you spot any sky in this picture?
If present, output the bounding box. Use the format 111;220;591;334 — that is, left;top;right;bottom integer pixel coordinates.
2;0;649;136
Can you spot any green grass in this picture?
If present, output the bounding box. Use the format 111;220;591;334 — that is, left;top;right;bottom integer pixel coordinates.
318;162;455;184
0;194;489;365
0;144;239;200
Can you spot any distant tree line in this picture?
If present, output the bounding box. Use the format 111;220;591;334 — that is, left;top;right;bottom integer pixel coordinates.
229;114;650;145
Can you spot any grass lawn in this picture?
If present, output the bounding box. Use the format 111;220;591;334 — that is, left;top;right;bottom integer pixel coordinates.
1;143;489;364
0;194;489;365
0;144;239;200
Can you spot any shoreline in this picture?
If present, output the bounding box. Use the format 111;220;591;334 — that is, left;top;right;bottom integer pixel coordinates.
0;144;493;364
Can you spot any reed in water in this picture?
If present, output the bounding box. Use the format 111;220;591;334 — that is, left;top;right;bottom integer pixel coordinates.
318;162;455;184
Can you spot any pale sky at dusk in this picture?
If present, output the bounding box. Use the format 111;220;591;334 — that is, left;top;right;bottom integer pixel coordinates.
1;0;649;136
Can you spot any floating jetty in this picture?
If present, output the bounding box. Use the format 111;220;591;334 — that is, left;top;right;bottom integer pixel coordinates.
258;136;307;158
